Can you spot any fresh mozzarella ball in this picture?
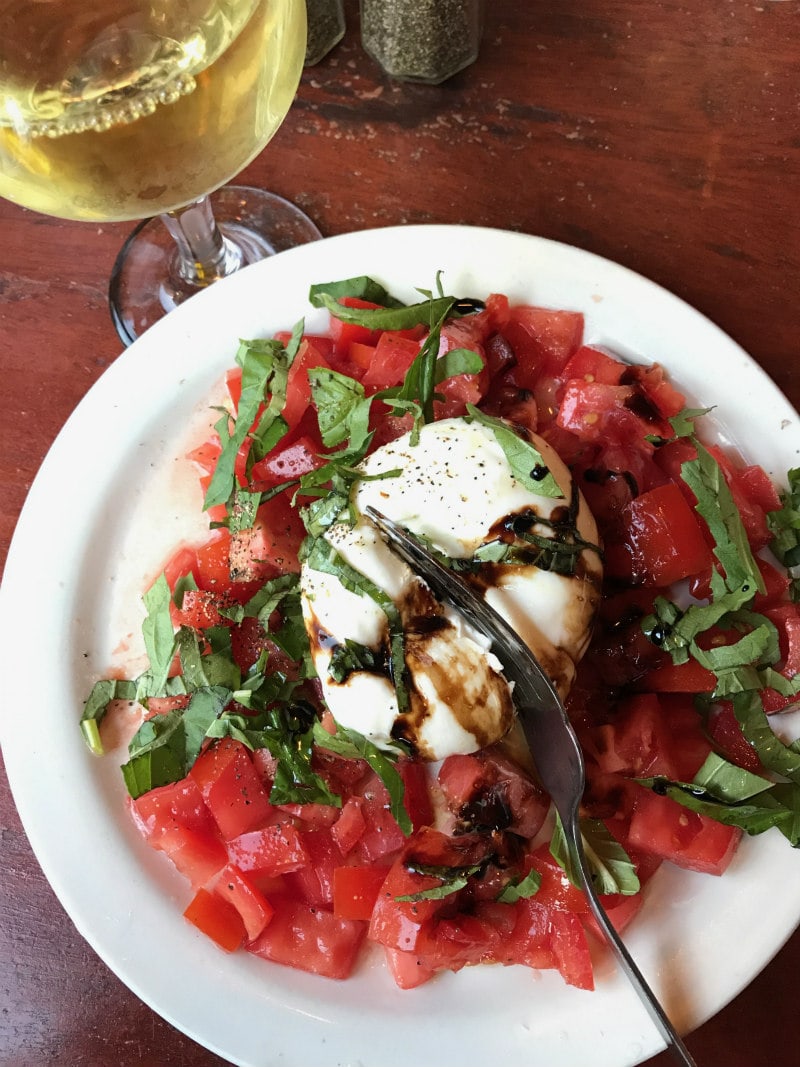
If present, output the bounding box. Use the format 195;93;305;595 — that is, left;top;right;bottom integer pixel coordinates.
300;416;601;760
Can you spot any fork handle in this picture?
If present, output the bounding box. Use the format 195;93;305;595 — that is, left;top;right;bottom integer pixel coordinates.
565;815;699;1067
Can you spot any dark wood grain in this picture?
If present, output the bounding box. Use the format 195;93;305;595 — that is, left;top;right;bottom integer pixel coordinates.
2;2;800;1064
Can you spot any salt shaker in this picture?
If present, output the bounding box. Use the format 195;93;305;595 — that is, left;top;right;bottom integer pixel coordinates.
360;0;485;85
305;0;346;66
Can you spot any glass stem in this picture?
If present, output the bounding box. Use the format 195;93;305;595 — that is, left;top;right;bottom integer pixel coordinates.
159;195;242;287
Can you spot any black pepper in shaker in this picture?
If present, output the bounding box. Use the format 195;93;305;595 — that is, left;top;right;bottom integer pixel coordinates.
305;0;346;66
360;0;485;84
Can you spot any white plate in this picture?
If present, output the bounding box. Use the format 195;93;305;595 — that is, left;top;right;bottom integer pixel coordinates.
3;225;800;1067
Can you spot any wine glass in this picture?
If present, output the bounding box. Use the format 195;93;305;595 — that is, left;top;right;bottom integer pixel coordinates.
0;0;320;346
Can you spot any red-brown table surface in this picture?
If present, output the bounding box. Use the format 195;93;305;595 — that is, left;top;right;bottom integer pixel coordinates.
2;2;800;1065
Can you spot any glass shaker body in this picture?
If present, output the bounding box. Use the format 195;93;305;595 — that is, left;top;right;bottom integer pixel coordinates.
360;0;485;85
305;0;346;65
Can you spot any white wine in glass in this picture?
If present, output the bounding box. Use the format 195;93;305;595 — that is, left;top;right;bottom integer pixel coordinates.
0;0;320;344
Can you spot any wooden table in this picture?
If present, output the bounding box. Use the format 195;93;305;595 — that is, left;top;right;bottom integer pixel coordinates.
2;2;799;1064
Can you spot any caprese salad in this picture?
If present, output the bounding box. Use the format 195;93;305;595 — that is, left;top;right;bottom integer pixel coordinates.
82;275;800;990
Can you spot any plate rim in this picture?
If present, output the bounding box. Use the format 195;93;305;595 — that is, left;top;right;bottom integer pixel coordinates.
3;223;800;1067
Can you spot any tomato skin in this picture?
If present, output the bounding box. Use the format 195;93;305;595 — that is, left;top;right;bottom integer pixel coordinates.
606;481;713;587
214;864;275;942
248;434;325;491
627;788;741;876
229;490;306;579
226;823;310;876
362;331;420;389
503;305;584;382
331;796;367;855
129;778;215;840
333;865;391;920
156;825;228;888
249;898;367;980
184;887;247;952
189;739;273;841
282;338;334;428
383;946;438;989
708;703;764;774
638;658;717;694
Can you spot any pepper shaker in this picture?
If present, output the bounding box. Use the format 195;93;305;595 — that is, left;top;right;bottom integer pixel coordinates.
360;0;485;85
305;0;346;66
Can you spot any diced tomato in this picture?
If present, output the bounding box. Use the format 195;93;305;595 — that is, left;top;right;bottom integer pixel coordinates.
194;531;233;591
333;864;391;920
229;490;306;580
605;481;713;587
225;366;242;410
760;603;800;712
328;296;384;356
248;434;325;491
214;864;275;941
141;693;191;721
502;305;584;382
184;887;247;952
129;777;215;839
362;331;421;389
588;693;711;785
284;828;344;907
438;749;549;840
638;658;717;694
397;759;434;831
282;337;334;428
548;909;595;990
557;379;673;449
627;787;741;876
226;823;310;876
561;345;627;385
331;796;367;855
383;946;438;989
186;437;222;476
189;739;273;840
249;898;367;979
526;844;588;915
708;703;764;774
350;778;407;863
157;825;228;888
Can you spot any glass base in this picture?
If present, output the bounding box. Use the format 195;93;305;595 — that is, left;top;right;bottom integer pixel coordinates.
109;186;322;347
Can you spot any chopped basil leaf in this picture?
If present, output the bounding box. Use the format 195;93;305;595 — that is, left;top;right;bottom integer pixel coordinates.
312;719;412;835
496;867;542;903
434;347;484;383
138;574;178;698
732;689;800;785
328;638;384;683
680;438;765;596
550;814;640;896
121;685;230;799
177;625;242;691
308;275;405;309
80;678;138;753
308;367;373;451
203;338;290;513
465;406;563;497
692;751;775;802
387;298;456;430
396;860;484;901
768;467;800;600
313;291;457;333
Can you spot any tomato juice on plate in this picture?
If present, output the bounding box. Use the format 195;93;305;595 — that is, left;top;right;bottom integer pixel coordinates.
81;272;800;993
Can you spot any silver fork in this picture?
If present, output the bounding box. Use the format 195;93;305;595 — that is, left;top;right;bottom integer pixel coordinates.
366;506;698;1067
